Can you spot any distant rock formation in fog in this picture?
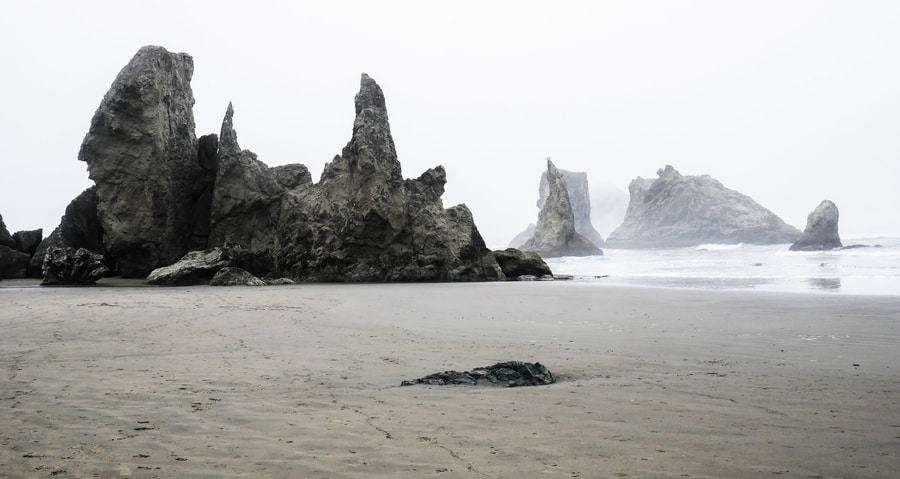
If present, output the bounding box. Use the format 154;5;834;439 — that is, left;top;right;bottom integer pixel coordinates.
538;169;605;247
511;165;606;249
790;200;842;251
606;165;801;248
520;160;602;257
33;46;503;282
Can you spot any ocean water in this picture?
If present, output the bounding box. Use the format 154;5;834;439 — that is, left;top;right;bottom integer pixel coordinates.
544;237;900;296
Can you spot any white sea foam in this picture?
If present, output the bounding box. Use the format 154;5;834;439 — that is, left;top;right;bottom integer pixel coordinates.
545;237;900;295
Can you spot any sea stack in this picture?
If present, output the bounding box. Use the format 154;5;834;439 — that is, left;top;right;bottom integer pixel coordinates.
789;200;842;251
606;165;800;248
520;160;602;258
77;46;204;277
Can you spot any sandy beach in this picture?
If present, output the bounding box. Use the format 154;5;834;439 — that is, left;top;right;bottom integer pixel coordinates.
1;280;898;478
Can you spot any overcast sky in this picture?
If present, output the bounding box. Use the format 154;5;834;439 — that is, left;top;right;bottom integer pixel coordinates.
2;1;898;248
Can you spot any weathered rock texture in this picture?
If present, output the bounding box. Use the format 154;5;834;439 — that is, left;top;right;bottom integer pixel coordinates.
493;248;553;278
30;187;107;277
1;214;43;279
78;45;206;277
208;74;501;281
606;165;801;248
209;267;266;286
146;248;231;286
790;200;842;251
41;247;109;286
539;169;605;247
520;160;602;258
401;361;556;387
47;46;499;283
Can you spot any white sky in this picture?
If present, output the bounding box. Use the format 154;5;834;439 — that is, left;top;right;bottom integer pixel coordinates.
2;1;898;248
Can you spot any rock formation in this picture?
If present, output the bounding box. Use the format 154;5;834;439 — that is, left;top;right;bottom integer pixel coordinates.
790;200;842;251
538;169;605;247
29;187;107;277
41;46;501;283
606;165;801;248
520;160;602;258
41;247;109;286
401;361;556;387
78;45;207;277
212;74;501;281
209;267;266;286
511;167;606;248
1;214;42;279
493;248;553;279
146;248;231;286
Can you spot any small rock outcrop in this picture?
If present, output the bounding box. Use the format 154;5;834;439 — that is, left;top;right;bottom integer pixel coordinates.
146;248;230;286
78;45;205;277
606;165;801;248
790;200;842;251
493;248;553;278
401;361;555;387
209;267;266;286
520;160;602;258
1;214;42;279
30;187;107;277
41;247;109;286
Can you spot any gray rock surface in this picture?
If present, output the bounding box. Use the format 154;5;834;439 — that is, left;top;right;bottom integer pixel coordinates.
401;361;555;387
13;229;43;256
520;160;603;258
209;266;266;286
42;48;501;283
146;248;231;286
216;74;501;281
538;169;605;247
790;200;843;251
78;45;205;277
41;247;109;286
606;165;801;248
29;187;107;277
493;248;553;278
508;223;535;249
0;245;30;279
0;214;14;248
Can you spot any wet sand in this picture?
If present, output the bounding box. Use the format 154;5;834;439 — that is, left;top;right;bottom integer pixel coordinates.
1;280;898;478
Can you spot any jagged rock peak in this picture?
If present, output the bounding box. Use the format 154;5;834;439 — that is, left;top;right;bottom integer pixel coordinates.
521;159;602;258
657;164;682;180
76;45;201;277
336;73;401;183
790;200;842;251
219;101;240;157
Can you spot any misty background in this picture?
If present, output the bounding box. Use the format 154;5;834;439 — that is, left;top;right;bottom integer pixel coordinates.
2;1;898;248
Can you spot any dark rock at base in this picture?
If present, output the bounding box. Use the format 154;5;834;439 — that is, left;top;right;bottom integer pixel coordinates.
0;214;14;248
29;187;108;278
401;361;555;387
78;46;203;277
607;165;801;248
493;248;553;278
0;245;31;279
146;248;231;286
41;247;110;286
209;267;265;286
13;229;42;256
790;200;843;251
521;160;602;258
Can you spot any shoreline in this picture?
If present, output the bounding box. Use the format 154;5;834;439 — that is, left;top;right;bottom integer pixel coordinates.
2;282;898;477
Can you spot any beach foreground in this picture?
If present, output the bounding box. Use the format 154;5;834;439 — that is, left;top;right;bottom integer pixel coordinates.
1;281;898;478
